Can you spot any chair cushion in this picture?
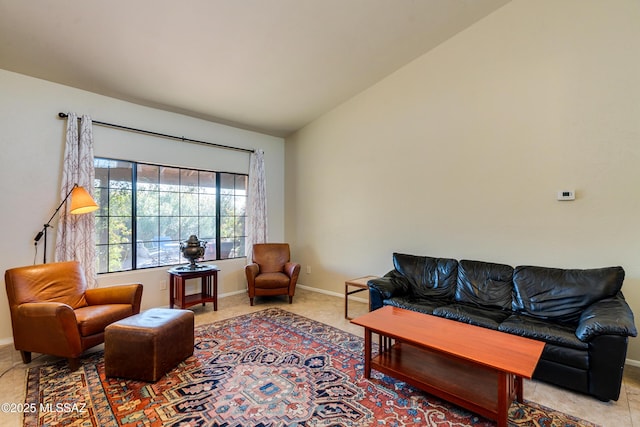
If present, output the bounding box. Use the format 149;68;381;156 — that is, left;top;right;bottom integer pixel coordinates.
74;304;134;337
254;272;290;289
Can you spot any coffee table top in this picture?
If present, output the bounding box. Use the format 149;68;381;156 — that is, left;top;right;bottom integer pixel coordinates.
352;306;544;378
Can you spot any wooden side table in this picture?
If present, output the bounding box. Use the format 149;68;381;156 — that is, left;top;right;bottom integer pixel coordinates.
168;265;218;310
345;275;378;319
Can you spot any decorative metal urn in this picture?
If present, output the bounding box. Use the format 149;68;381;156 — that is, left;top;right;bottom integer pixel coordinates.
180;235;207;269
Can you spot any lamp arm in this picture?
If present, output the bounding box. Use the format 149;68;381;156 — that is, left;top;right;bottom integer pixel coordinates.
33;184;78;243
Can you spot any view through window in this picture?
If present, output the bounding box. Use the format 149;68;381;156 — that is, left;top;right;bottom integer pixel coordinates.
94;158;247;273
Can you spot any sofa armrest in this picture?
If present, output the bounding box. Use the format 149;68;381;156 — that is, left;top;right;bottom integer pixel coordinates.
85;284;143;314
588;334;629;401
576;293;637;341
368;276;401;298
368;273;409;311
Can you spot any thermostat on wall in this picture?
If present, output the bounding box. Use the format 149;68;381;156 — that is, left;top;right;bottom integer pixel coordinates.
557;190;575;201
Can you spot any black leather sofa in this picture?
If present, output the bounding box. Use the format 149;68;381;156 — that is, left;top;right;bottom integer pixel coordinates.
368;253;637;401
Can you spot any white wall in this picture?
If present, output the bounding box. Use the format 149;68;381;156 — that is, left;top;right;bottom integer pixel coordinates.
0;69;285;344
286;0;640;359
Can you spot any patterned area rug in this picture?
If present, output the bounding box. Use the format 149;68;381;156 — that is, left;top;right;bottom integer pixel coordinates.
24;308;599;426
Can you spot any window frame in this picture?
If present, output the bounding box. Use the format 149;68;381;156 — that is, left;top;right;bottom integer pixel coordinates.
94;157;248;273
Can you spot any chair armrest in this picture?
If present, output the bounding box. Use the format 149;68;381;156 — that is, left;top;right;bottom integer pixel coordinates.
285;263;301;293
85;283;143;314
245;263;259;283
576;293;638;341
284;262;301;279
13;302;82;356
17;301;75;319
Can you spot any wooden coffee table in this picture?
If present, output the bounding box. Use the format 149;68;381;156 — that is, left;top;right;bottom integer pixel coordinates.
351;306;544;427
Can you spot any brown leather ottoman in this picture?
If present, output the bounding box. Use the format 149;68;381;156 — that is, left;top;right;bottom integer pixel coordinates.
104;308;194;382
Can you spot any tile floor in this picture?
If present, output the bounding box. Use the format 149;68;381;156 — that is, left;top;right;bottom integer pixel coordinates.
0;288;639;426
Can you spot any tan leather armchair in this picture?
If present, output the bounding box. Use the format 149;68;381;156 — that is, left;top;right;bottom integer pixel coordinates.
245;243;300;306
5;261;142;370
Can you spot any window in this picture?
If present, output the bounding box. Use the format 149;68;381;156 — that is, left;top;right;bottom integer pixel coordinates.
95;158;247;273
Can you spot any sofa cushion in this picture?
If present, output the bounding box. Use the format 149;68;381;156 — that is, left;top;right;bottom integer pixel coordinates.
512;265;625;323
384;296;444;315
392;253;458;300
455;259;513;310
498;314;588;350
433;303;511;330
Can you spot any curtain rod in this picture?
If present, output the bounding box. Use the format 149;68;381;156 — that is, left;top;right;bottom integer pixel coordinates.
58;112;254;154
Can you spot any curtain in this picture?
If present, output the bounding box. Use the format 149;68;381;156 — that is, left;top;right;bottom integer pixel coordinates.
246;149;267;263
55;114;97;286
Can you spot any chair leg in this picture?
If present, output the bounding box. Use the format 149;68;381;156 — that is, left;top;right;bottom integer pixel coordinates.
20;351;31;364
289;296;293;304
68;358;80;371
250;297;254;306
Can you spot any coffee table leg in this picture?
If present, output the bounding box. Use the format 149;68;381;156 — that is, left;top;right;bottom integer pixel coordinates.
364;328;372;379
516;375;523;402
497;372;509;427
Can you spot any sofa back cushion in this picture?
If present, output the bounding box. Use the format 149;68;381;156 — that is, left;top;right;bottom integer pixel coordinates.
455;259;514;310
512;265;625;323
393;253;458;300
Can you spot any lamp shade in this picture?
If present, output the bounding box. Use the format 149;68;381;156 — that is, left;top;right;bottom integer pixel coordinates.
69;186;99;214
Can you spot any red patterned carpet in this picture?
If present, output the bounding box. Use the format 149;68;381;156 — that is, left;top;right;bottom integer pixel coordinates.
24;308;598;426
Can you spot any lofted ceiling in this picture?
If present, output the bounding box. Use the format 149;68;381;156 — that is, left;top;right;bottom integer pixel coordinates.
0;0;509;137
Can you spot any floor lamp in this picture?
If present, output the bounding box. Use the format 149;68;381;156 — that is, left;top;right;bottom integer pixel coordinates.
33;184;99;264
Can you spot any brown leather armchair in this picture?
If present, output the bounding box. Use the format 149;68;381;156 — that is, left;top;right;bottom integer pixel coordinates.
5;261;143;370
245;243;300;306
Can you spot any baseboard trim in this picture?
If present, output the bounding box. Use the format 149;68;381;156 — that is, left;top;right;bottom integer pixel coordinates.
219;289;247;299
626;358;640;368
297;284;367;303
